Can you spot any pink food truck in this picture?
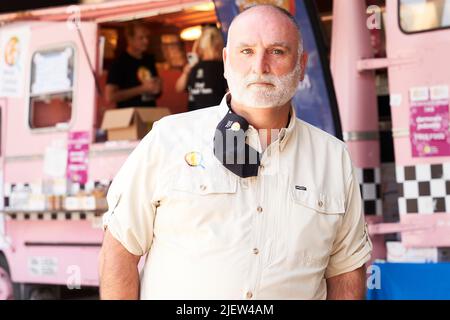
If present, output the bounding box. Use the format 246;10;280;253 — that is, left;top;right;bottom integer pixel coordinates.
0;0;450;299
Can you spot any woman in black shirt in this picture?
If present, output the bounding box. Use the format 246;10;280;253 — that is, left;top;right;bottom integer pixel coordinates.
176;27;228;111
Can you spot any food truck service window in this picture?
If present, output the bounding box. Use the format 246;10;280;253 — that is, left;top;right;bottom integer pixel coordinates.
399;0;450;33
29;45;75;129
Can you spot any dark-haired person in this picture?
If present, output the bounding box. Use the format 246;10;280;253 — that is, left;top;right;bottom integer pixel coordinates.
105;22;161;108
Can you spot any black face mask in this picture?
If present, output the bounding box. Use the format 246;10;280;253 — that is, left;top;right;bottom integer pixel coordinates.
214;109;261;178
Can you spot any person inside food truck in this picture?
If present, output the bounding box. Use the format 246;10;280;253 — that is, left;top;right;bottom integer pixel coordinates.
105;21;162;108
175;25;228;111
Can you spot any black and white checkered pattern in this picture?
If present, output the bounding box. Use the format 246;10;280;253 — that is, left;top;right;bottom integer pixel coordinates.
396;163;450;214
356;167;382;216
3;211;101;221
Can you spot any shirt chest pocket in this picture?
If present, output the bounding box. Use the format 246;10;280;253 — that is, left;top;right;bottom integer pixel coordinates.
157;169;240;250
291;188;345;215
170;169;237;197
274;187;345;268
161;168;238;224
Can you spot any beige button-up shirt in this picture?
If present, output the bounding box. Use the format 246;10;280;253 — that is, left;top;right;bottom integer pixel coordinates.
103;95;372;300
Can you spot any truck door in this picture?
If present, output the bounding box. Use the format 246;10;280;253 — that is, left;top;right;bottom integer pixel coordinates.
385;0;450;247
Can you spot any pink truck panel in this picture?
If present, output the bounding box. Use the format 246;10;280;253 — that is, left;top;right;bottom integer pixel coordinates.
4;22;97;160
386;0;450;167
5;219;102;286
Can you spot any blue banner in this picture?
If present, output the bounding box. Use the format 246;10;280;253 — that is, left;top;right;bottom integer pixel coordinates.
367;262;450;300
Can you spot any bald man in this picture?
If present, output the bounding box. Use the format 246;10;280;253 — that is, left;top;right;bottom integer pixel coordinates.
99;5;372;300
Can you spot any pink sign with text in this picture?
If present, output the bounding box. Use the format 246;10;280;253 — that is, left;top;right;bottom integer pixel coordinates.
67;131;90;184
410;100;450;157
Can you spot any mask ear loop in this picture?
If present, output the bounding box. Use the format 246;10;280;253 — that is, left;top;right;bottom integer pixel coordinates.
286;111;291;128
226;94;234;114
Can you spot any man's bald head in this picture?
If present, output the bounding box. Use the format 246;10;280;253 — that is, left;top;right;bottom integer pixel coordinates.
227;4;303;55
223;4;308;109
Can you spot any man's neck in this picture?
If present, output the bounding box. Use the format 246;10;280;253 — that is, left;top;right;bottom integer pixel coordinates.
230;99;291;149
127;47;143;59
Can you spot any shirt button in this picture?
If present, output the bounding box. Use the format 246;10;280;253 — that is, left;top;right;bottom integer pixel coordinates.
318;200;324;207
253;248;259;255
246;291;253;299
257;206;263;213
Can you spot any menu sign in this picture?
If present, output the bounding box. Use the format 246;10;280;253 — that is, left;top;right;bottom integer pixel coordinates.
67;131;90;184
410;100;450;157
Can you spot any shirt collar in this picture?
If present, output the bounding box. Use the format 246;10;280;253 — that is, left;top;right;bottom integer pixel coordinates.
217;93;232;120
217;93;297;151
279;104;297;151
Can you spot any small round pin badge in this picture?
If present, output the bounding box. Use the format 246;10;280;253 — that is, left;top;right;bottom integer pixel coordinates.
230;122;241;131
185;151;204;168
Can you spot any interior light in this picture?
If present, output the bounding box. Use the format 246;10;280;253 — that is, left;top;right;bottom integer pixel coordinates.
191;2;215;12
180;25;202;41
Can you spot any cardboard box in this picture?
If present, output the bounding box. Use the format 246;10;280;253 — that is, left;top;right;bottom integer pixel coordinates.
101;107;171;141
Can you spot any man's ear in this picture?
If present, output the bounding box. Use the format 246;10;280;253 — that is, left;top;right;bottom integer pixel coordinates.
299;51;308;81
223;47;228;79
223;47;227;64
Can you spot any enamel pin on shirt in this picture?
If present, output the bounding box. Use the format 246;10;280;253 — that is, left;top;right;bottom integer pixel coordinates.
185;151;205;169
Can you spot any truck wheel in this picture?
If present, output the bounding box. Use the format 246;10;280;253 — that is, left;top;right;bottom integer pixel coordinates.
28;285;60;300
0;255;14;300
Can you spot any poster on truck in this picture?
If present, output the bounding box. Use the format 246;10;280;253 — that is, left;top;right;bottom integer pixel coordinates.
0;26;30;97
410;100;450;157
67;131;90;185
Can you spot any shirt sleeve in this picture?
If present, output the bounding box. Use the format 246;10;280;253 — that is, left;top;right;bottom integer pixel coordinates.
102;121;161;256
325;165;373;279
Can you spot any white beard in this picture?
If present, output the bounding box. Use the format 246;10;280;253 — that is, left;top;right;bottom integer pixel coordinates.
225;61;302;109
